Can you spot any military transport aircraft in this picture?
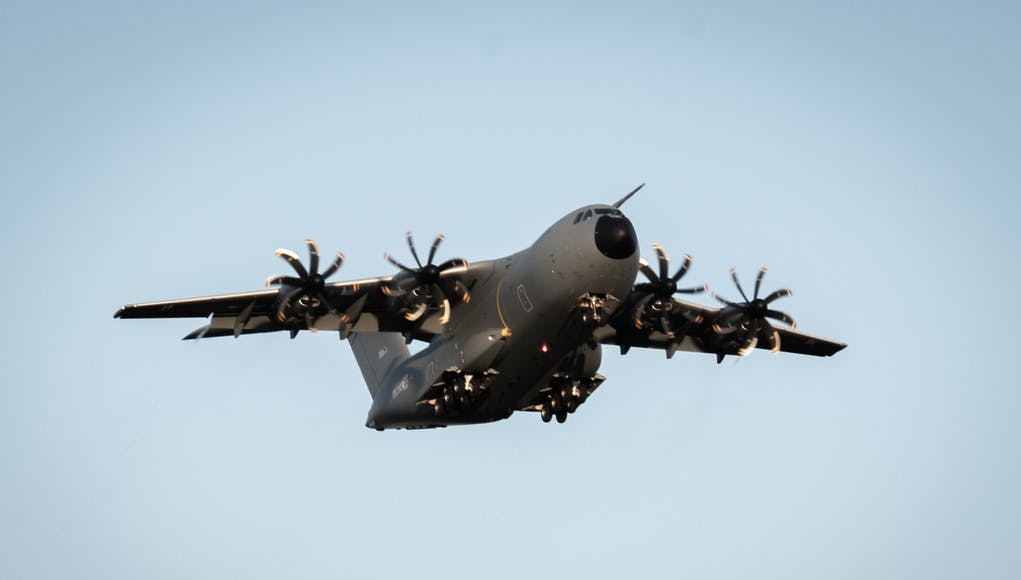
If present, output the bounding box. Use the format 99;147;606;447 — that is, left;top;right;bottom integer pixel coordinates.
115;185;845;429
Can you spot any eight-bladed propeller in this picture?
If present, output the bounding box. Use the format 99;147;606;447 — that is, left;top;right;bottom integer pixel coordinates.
384;232;470;326
265;238;345;327
711;267;796;355
631;244;707;337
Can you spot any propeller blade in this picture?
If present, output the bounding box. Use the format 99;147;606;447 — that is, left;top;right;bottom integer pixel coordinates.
730;268;750;302
712;323;738;335
455;279;471;303
404;302;427;321
682;310;705;324
763;288;793;304
653;244;670;281
638;259;661;284
435;279;455;303
671;253;693;282
437;257;468;272
632;293;655;330
411;284;448;325
392;273;421;293
276;286;304;322
738;335;758;356
764;309;797;328
439;297;451;325
265;275;303;287
661;312;674;338
321;252;345;279
275;248;309;278
712;292;738;307
406;231;423;268
759;320;781;353
405;301;432;343
305;239;320;275
675;283;707;295
385;253;416;273
427;234;445;266
753;267;766;300
438;278;470;304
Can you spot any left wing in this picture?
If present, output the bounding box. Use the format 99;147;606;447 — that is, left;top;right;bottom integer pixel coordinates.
598;249;846;360
599;297;845;360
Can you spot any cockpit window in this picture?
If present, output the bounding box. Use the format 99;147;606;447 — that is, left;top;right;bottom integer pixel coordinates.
573;208;622;224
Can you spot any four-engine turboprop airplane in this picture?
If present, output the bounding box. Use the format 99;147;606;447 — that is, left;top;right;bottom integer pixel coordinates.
115;185;846;430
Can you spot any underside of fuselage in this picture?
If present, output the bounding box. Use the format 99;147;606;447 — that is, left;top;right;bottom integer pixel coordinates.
363;204;640;429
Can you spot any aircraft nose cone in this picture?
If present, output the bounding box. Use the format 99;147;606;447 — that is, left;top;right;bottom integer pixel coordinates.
594;214;637;259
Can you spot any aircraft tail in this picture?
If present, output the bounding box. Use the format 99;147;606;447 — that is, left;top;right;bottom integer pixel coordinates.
348;333;411;397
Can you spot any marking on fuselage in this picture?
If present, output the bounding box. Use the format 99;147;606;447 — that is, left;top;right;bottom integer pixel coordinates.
516;284;533;312
495;279;513;337
391;375;410;400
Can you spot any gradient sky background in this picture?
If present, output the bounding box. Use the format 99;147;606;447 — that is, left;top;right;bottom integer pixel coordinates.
2;1;1019;578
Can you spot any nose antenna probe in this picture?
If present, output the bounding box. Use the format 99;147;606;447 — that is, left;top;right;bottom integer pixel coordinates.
612;183;645;208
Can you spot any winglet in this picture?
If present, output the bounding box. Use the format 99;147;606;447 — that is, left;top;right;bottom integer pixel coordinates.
612;183;645;208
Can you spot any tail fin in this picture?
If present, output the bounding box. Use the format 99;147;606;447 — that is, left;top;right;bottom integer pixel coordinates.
348;333;411;397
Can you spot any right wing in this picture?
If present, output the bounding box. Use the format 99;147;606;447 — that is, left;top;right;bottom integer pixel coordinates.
115;261;491;341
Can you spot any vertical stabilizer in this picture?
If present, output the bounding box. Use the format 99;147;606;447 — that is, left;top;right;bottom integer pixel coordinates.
348;333;411;397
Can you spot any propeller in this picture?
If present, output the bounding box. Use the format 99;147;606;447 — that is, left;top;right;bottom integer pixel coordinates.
265;238;345;326
384;232;470;326
631;244;707;336
711;267;796;354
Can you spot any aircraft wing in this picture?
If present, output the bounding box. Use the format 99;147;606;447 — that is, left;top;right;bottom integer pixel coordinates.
598;297;846;360
115;260;490;342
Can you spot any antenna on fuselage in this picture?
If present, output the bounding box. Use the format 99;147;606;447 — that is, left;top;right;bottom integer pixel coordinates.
612;183;645;208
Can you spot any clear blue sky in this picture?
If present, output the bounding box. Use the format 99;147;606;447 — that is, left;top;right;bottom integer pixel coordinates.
2;1;1018;578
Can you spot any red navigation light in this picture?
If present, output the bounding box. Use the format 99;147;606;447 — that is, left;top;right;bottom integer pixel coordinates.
540;343;549;353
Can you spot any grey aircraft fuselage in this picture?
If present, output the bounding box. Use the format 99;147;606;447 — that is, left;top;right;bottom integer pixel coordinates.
366;203;639;429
